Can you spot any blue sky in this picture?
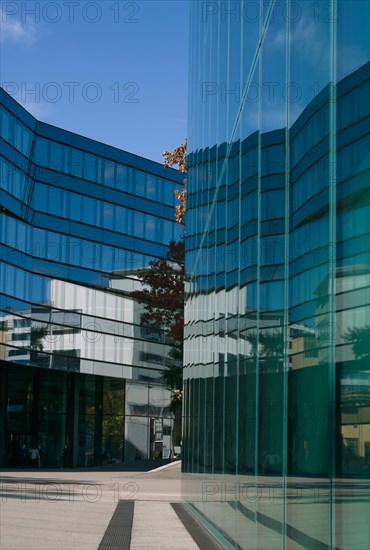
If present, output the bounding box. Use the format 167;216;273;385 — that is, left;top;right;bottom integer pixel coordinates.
0;1;189;163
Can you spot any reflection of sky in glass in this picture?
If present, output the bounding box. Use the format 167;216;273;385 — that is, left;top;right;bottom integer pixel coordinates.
189;0;370;152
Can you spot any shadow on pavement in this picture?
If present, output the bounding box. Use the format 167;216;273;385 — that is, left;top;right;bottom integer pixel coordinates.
0;458;176;474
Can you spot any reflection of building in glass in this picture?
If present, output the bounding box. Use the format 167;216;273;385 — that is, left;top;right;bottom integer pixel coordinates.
183;2;369;548
0;87;183;467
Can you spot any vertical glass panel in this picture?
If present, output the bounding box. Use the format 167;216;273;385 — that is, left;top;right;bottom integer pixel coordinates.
70;192;82;221
115;164;128;191
103;202;115;231
82;195;96;226
71;148;83;179
336;2;370;545
48;186;62;217
103;159;116;187
21;126;33;157
287;1;332;547
34;138;49;167
49;140;63;171
38;370;67;466
78;375;96;466
336;0;370;81
0;107;10;141
101;377;124;463
83;152;99;182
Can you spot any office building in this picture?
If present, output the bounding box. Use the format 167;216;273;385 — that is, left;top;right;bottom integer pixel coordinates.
0;87;183;467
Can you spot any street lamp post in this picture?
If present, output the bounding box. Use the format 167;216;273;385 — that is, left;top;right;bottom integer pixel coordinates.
147;382;151;459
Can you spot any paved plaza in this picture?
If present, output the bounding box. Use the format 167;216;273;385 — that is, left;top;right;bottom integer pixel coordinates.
0;461;212;550
2;461;370;550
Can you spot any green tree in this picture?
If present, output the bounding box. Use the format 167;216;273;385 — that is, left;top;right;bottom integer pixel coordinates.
343;325;370;359
133;141;187;449
133;239;185;343
30;325;48;351
132;239;185;447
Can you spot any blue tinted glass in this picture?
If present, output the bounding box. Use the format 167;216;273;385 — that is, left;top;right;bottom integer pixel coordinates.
72;148;83;179
34;138;49;166
103;159;116;187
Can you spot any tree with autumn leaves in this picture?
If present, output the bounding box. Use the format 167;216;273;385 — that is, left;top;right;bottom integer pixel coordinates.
132;140;187;449
163;140;187;225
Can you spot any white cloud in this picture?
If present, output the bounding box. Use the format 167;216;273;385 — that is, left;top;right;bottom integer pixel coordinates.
266;28;286;50
289;15;329;69
0;9;36;44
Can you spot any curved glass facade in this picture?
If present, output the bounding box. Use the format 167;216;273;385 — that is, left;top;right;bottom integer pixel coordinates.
183;1;369;548
0;87;183;467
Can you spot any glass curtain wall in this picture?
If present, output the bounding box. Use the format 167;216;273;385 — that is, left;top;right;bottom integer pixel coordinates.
1;364;125;468
183;1;370;548
0;87;183;467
